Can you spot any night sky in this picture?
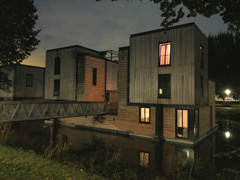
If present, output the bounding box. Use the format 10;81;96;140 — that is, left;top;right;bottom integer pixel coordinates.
23;0;228;67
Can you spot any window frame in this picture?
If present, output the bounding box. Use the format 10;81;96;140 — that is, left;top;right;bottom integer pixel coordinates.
200;75;204;98
53;79;60;96
158;42;171;67
176;109;189;139
158;74;171;98
92;68;97;86
138;150;150;168
139;107;150;124
26;74;33;87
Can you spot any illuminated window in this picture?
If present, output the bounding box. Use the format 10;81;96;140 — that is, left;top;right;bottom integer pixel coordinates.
54;79;60;96
200;46;203;68
92;68;97;85
158;74;171;98
54;57;61;75
159;42;171;66
177;109;188;138
140;107;150;123
139;151;149;168
26;74;33;87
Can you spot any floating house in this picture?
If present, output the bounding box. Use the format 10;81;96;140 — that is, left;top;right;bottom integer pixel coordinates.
48;23;216;145
0;64;45;100
44;45;118;103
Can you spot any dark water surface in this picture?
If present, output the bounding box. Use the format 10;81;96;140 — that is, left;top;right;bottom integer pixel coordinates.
7;119;240;178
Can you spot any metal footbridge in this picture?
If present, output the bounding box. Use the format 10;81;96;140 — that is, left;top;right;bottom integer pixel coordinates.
0;101;109;122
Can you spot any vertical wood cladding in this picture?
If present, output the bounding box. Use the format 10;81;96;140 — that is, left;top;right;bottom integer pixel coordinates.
106;61;118;91
129;24;208;106
163;107;175;138
118;47;156;137
199;106;211;137
83;55;105;102
208;80;216;127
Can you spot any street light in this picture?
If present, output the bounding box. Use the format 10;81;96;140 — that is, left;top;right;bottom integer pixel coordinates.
225;89;231;96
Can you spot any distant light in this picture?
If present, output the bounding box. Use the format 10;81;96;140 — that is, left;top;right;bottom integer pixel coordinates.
225;89;231;96
225;131;231;139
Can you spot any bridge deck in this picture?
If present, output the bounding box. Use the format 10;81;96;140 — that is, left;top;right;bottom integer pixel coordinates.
0;101;108;122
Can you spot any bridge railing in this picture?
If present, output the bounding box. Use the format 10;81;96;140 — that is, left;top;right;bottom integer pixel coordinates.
0;101;108;122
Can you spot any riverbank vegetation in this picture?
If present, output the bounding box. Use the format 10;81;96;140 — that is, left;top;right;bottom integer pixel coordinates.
0;144;105;180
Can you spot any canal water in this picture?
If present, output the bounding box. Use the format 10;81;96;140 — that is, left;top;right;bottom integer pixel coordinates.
6;119;240;178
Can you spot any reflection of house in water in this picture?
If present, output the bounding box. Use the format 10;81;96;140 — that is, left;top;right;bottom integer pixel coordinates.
54;126;215;176
0;64;45;100
45;23;216;145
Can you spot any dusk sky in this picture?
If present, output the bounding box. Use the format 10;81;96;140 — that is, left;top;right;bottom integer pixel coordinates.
23;0;228;67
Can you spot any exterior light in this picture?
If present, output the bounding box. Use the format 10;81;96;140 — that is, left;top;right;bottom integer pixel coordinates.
225;131;231;139
225;89;231;96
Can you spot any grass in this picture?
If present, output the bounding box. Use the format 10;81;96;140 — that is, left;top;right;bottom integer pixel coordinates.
0;145;105;180
216;102;240;122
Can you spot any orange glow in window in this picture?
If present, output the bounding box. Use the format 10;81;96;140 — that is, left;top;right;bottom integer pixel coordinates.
160;43;171;65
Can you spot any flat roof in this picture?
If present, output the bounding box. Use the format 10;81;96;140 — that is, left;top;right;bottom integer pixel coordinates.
130;22;205;38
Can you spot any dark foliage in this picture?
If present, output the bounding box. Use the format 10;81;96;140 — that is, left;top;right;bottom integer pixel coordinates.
208;33;240;99
0;0;40;91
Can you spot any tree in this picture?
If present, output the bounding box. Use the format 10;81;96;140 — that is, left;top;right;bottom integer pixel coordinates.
0;0;40;91
98;0;240;36
208;33;240;99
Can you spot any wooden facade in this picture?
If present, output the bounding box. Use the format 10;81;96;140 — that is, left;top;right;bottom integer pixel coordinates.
58;23;216;145
0;65;45;100
45;45;118;102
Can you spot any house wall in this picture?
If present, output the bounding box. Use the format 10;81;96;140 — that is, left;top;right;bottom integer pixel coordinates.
194;27;208;105
83;55;105;102
199;106;211;137
45;48;76;100
13;65;44;99
106;61;118;91
163;107;175;139
129;24;196;105
208;80;216;128
45;46;101;101
117;47;156;137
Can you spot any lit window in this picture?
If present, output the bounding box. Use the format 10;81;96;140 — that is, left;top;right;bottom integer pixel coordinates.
140;107;150;123
158;74;171;98
159;43;171;66
200;46;203;68
26;74;33;87
139;151;149;168
177;109;188;138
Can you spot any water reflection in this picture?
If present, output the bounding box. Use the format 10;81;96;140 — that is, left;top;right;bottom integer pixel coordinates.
8;119;240;178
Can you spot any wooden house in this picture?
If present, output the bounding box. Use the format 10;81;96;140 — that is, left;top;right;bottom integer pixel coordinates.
117;23;216;144
59;23;216;145
44;45;118;102
0;64;45;100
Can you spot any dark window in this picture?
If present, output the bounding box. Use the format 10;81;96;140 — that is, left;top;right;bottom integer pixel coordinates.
139;107;150;123
92;68;97;85
159;42;171;66
54;57;61;75
176;109;188;138
200;46;203;68
139;151;150;168
26;74;33;87
200;75;204;98
54;79;60;96
158;74;171;98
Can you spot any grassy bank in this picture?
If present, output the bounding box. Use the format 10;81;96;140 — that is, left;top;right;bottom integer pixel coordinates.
0;145;105;180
